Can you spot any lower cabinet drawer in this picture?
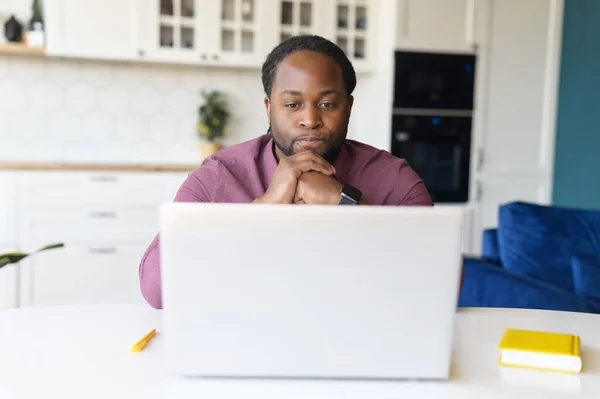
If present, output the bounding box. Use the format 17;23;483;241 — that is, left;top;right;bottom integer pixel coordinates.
19;243;149;307
0;245;19;310
20;207;160;246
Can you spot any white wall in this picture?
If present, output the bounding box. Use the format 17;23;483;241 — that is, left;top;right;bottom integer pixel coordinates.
0;55;269;164
0;56;388;166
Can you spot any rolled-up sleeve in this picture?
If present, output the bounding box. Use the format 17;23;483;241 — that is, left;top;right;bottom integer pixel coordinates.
138;165;218;309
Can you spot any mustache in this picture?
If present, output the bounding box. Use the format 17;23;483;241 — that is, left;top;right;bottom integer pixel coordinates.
293;132;328;141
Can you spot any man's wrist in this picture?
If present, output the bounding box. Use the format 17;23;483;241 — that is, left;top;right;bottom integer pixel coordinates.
327;181;344;205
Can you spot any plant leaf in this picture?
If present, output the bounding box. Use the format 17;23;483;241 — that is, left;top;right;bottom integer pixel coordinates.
0;253;29;269
37;243;65;253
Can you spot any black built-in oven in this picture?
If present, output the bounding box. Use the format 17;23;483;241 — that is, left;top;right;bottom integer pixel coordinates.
391;50;476;203
393;51;476;110
391;114;472;203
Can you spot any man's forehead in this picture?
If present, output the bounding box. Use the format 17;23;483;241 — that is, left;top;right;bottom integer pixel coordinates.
274;51;344;89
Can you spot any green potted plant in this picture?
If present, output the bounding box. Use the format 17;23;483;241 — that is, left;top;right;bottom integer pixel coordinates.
0;243;64;269
197;89;230;159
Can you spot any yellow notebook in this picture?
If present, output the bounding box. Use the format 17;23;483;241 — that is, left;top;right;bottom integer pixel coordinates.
498;328;582;373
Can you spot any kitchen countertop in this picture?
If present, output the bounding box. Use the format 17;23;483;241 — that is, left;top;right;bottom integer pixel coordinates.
0;162;200;172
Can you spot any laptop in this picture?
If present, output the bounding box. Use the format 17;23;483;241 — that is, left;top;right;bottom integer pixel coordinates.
159;203;464;380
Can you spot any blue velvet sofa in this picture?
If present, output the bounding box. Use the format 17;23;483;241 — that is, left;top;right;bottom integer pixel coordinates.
458;201;600;313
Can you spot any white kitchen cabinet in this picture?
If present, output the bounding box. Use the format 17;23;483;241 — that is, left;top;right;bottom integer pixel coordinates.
15;170;189;308
396;0;489;53
44;0;140;61
19;243;148;307
0;172;17;246
0;246;19;310
139;0;271;67
468;0;564;254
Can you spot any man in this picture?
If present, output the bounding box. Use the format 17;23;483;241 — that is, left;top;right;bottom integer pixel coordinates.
139;35;433;309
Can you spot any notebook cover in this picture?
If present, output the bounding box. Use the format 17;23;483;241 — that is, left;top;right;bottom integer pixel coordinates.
498;328;580;357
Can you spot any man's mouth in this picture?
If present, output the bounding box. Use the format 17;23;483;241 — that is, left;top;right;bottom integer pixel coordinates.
297;136;325;143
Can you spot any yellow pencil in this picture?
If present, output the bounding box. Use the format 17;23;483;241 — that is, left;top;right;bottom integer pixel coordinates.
131;329;157;352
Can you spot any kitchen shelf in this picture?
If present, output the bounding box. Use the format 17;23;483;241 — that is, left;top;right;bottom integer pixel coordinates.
0;43;46;57
0;162;199;173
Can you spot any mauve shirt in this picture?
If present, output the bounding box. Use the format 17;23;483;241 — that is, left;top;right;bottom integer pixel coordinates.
139;134;433;308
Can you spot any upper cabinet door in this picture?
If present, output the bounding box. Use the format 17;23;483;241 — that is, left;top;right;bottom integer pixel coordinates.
396;0;488;53
206;0;265;67
138;0;206;64
317;0;376;73
45;0;139;61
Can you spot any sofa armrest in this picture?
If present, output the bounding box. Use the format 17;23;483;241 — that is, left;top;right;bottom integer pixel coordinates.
458;257;591;313
481;228;501;265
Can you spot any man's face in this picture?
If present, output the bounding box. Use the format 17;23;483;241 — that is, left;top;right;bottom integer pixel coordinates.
265;51;354;162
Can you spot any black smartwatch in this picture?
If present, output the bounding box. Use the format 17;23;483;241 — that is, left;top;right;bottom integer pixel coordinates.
339;184;362;205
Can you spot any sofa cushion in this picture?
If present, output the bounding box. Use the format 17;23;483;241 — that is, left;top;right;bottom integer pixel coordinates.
459;257;590;313
571;253;600;313
497;202;600;293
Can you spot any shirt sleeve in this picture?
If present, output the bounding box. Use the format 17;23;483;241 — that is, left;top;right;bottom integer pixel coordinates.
138;165;218;309
397;161;434;206
400;180;434;206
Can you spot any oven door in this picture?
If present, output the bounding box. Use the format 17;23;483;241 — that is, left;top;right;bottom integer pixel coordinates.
390;115;472;203
393;51;476;110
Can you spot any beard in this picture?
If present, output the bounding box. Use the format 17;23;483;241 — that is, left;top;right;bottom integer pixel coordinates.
270;121;348;163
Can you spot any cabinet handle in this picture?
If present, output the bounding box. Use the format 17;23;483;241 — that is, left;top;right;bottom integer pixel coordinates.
200;54;207;60
88;211;117;219
89;175;118;183
212;54;219;61
89;247;117;255
138;49;146;57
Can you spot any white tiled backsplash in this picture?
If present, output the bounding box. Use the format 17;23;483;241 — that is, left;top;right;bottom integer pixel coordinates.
0;55;269;164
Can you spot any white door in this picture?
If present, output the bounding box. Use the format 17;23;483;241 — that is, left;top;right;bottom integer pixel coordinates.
318;0;376;73
0;172;17;245
45;0;139;61
138;0;206;64
19;244;148;307
204;0;268;68
469;0;564;254
396;0;483;53
0;246;19;310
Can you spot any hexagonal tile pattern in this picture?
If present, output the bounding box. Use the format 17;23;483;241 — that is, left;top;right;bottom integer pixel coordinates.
132;87;162;116
0;55;266;164
81;112;116;144
98;85;130;115
78;62;113;87
8;57;44;83
27;82;63;113
165;89;196;117
149;115;180;145
0;56;8;76
47;110;84;142
0;79;25;112
10;110;45;139
65;84;96;114
45;60;80;86
117;114;149;146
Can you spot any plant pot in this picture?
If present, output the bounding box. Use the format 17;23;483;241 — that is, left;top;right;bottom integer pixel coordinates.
200;141;221;159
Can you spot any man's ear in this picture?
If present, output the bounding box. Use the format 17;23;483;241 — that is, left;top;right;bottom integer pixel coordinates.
264;96;271;122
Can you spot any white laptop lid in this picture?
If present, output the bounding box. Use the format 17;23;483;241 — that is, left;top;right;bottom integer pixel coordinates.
159;203;463;380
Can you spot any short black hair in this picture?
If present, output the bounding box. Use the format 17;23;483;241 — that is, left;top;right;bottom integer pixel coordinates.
261;35;357;98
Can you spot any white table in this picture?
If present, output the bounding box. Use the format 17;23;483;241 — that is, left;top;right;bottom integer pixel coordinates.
0;305;599;399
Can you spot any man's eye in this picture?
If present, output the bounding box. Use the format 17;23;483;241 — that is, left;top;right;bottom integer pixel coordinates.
284;103;298;108
321;102;335;108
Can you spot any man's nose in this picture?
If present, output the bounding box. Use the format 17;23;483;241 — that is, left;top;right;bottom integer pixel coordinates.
299;105;323;129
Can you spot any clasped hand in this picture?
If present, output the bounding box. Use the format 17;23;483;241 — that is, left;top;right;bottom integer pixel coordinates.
254;150;343;205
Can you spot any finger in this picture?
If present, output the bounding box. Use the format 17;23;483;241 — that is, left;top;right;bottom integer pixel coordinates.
293;151;335;174
292;160;334;176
